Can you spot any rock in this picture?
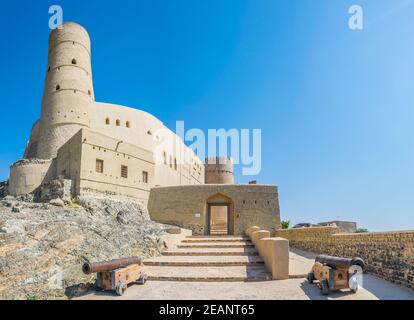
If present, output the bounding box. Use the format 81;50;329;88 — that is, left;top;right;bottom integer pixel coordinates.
0;193;168;300
116;211;130;224
49;198;64;207
62;196;72;205
12;206;21;213
105;206;117;215
16;194;34;203
4;195;15;201
164;227;181;234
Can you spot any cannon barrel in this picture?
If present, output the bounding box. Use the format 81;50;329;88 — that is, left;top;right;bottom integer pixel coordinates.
316;255;365;271
82;257;142;274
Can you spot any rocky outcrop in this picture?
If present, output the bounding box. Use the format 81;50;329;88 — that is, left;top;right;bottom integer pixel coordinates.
0;195;169;300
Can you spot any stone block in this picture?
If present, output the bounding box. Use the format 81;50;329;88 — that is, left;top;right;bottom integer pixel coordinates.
257;237;289;280
245;226;260;237
251;230;270;246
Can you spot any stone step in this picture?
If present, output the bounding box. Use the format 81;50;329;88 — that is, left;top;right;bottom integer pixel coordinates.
177;241;254;249
144;255;264;267
143;266;272;282
183;236;250;242
162;247;259;256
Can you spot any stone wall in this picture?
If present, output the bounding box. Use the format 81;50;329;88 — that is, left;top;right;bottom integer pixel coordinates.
276;227;414;289
39;178;74;202
148;184;280;235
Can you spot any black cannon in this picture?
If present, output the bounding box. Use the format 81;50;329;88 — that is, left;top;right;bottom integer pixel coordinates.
307;254;365;295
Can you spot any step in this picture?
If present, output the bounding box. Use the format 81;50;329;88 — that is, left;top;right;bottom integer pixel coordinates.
183;237;250;243
144;255;264;267
143;266;272;282
177;241;254;249
162;248;259;256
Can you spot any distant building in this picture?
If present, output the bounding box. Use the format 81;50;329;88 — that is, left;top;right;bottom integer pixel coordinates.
318;221;357;233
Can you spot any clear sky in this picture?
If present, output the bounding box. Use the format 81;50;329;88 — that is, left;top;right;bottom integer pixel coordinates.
0;0;413;231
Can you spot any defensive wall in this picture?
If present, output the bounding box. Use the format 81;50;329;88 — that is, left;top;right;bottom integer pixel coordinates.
275;226;414;289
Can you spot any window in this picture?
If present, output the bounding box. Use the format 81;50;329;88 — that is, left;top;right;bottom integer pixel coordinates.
96;159;104;173
163;152;167;165
88;90;92;96
105;118;110;125
142;171;148;184
56;85;60;91
174;158;177;171
72;58;77;65
126;121;130;128
116;119;120;126
169;156;173;168
121;165;128;178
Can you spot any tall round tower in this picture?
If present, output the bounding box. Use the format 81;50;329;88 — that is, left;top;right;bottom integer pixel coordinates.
205;157;235;184
37;22;94;159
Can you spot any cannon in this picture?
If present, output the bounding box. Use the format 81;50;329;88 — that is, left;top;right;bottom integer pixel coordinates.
82;257;147;296
307;254;365;295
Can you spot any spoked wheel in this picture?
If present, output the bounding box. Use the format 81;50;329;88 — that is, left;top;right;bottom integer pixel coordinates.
349;275;359;293
137;273;148;285
307;272;315;284
321;279;329;295
115;282;125;296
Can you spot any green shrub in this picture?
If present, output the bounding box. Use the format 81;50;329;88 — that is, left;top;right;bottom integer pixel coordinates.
356;228;369;233
281;220;290;229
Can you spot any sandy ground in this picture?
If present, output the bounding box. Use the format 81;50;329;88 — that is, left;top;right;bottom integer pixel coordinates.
78;248;414;300
78;275;414;300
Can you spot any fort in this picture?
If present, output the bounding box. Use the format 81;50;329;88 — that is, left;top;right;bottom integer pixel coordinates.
5;22;280;235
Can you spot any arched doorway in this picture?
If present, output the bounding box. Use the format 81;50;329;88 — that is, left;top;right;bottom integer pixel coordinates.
206;193;234;235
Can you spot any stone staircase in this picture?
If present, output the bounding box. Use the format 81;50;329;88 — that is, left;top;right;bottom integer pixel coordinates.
143;235;272;282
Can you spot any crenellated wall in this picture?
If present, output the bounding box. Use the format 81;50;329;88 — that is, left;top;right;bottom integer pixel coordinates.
276;227;414;289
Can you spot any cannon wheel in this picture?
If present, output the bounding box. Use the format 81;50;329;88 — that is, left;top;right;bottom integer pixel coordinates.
137;273;148;285
115;282;125;296
321;279;329;295
307;272;315;284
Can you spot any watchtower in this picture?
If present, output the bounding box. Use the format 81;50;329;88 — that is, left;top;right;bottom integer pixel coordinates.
205;157;235;184
37;22;94;159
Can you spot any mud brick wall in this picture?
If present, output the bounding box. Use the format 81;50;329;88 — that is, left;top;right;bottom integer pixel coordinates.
276;227;414;289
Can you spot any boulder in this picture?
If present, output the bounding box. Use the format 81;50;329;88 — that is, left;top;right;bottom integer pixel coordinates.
49;198;64;207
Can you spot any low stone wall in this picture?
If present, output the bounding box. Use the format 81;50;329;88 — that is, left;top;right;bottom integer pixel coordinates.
276;227;414;289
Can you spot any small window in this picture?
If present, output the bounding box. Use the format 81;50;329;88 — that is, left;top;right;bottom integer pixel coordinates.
169;156;173;168
88;90;92;96
48;66;51;72
147;130;152;135
126;121;130;128
163;152;167;165
174;158;177;171
116;119;120;126
105;118;110;125
56;85;60;91
96;159;104;173
72;58;77;65
142;171;148;184
121;165;128;178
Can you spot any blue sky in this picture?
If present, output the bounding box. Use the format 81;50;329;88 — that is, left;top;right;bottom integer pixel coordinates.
0;0;413;231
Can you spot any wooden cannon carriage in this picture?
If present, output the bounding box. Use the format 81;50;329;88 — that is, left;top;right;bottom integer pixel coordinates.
307;254;365;295
82;257;148;296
